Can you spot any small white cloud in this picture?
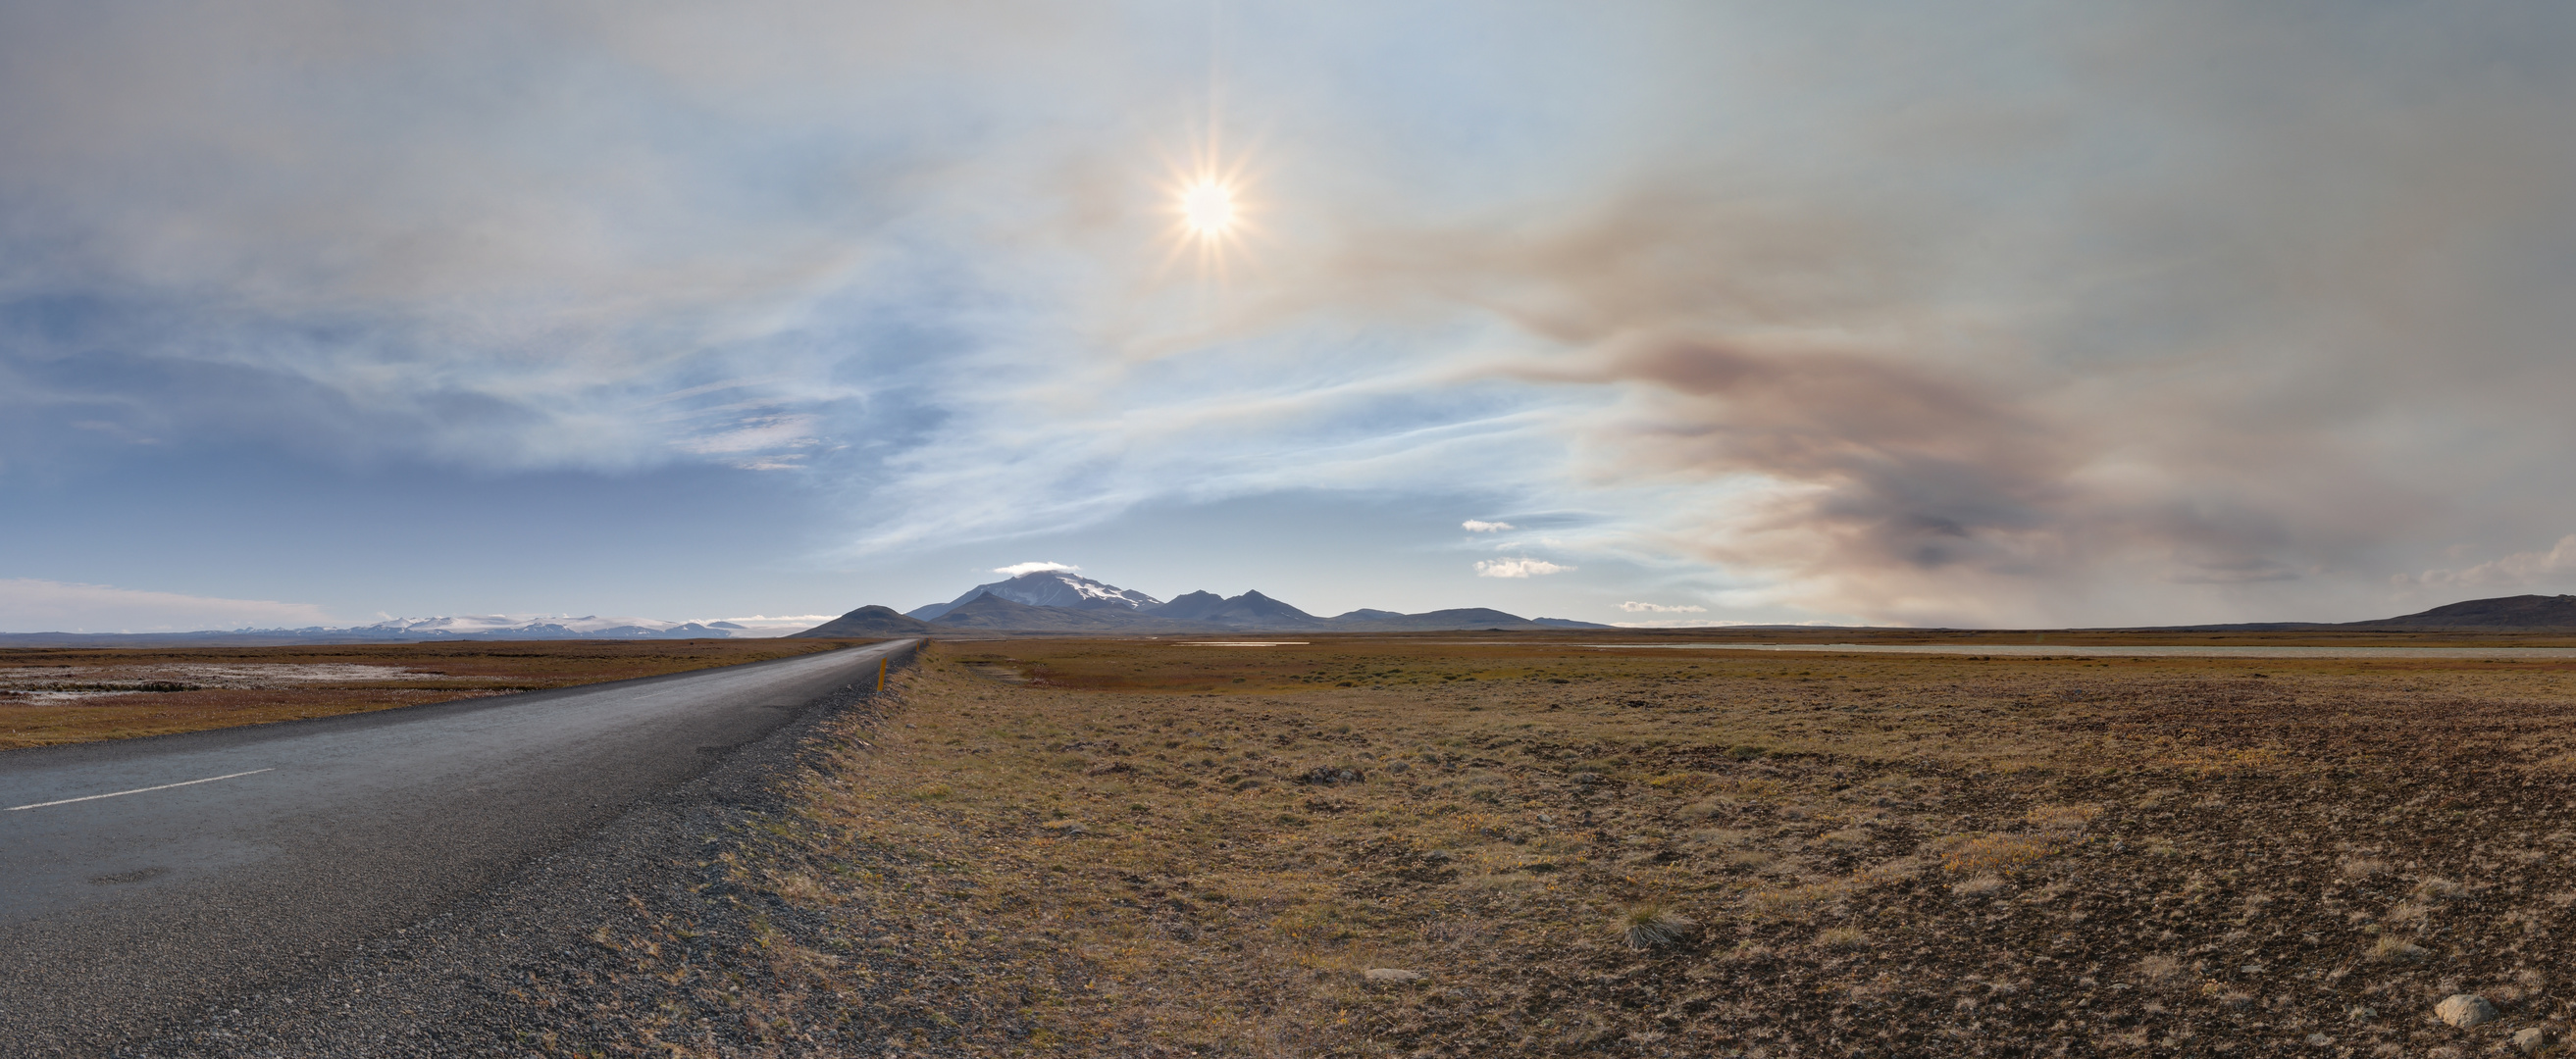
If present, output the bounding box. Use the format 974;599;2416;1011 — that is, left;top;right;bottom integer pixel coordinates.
994;561;1080;577
1619;601;1709;613
1474;557;1573;579
1462;520;1516;532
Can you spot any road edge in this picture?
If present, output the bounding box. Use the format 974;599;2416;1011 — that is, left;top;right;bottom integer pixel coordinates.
122;641;918;1057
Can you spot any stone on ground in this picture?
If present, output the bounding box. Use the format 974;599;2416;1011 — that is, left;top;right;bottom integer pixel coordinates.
2434;993;2498;1029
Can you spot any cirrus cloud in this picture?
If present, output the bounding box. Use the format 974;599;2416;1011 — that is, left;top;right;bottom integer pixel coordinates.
1619;601;1708;613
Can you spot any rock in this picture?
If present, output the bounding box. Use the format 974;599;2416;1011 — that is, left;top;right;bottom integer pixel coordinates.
1300;766;1364;785
2514;1027;2549;1053
1363;969;1424;983
2435;993;2498;1029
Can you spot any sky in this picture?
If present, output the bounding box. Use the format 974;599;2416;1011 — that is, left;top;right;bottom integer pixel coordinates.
5;2;2576;632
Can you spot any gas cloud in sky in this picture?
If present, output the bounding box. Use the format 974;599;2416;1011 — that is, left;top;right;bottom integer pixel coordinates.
4;3;2575;627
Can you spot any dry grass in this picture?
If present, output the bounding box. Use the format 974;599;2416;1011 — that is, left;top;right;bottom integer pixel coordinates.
1616;903;1695;950
554;635;2576;1056
0;638;853;748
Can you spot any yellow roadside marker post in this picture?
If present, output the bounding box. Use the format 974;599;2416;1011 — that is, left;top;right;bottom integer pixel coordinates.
876;656;887;692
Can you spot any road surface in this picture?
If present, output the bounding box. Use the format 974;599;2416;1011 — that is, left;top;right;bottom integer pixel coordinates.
0;638;912;1055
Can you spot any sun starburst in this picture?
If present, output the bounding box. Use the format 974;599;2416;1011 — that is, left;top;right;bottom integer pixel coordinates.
1159;148;1260;285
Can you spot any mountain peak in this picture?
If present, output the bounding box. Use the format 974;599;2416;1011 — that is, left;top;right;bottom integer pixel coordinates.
906;571;1161;622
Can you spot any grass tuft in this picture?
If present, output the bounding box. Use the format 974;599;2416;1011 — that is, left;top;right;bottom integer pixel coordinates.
1617;902;1696;950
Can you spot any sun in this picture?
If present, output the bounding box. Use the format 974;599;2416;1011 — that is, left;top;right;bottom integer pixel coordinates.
1180;179;1236;236
1153;126;1261;283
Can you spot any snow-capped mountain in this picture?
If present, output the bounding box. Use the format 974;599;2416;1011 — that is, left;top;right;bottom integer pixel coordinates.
906;571;1162;622
862;571;1617;633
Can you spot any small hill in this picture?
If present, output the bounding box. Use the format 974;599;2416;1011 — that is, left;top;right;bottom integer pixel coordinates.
2340;593;2576;631
1211;590;1325;628
1163;589;1325;629
1146;590;1231;622
789;606;931;638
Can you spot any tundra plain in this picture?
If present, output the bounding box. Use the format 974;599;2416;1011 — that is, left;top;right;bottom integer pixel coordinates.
0;638;844;749
563;635;2576;1057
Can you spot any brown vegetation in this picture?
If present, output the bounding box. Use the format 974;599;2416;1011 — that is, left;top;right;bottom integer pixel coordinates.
560;637;2576;1054
0;638;853;748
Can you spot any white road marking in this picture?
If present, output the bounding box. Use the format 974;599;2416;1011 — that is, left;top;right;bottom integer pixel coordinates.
7;768;276;811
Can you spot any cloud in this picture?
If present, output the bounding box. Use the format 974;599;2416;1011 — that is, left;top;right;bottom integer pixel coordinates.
706;614;844;636
6;4;2576;629
1619;601;1708;613
994;561;1079;577
1475;558;1572;579
0;579;337;632
2397;535;2576;592
1462;520;1516;532
1209;4;2576;627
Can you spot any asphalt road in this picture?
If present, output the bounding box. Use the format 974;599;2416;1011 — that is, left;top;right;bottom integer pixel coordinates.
0;638;913;1056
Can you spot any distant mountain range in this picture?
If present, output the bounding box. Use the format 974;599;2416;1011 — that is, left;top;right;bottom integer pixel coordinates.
0;615;746;648
793;570;1612;636
9;587;2575;648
